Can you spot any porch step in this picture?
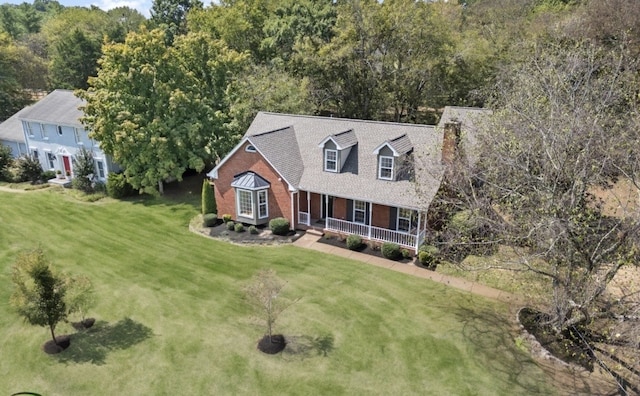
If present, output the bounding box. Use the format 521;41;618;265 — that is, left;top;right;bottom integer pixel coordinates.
306;229;324;237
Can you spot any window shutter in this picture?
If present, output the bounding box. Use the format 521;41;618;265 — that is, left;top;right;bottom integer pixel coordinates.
389;207;397;230
346;199;353;221
365;203;370;225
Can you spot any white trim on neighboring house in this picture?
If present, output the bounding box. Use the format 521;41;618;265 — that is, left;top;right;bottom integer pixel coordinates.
378;155;394;180
40;124;48;140
74;128;82;144
95;158;106;179
324;149;338;172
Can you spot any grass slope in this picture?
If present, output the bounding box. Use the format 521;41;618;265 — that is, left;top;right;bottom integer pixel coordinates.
0;190;554;395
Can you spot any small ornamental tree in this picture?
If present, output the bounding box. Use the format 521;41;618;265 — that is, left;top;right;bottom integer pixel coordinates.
0;143;13;180
16;154;43;183
244;269;298;349
10;249;67;346
201;179;216;214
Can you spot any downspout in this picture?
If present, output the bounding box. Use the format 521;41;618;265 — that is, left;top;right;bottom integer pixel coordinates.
307;192;311;225
291;191;295;230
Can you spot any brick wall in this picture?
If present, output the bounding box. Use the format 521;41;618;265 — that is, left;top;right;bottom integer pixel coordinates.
214;141;292;226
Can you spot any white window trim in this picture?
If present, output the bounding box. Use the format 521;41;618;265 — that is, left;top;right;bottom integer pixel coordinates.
95;159;105;179
245;145;257;153
353;200;367;225
236;189;253;218
74;128;83;144
378;155;394;180
26;123;34;137
46;152;57;170
324;149;338;172
40;124;48;140
258;190;268;219
397;208;413;234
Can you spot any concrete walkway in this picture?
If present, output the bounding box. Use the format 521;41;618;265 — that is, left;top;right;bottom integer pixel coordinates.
293;233;525;306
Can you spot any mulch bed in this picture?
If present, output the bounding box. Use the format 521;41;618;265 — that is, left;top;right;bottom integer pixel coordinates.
196;219;303;245
42;335;71;355
317;235;414;264
71;318;96;331
257;334;286;354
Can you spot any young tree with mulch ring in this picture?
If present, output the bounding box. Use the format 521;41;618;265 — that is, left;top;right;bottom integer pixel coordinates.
244;269;298;354
10;249;69;353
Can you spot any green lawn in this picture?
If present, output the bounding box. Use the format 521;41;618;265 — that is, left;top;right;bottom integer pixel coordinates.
0;189;555;395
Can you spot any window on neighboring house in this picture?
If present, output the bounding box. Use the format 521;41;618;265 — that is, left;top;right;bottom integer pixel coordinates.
74;128;82;144
26;123;34;137
258;190;268;219
57;126;63;136
354;200;366;224
31;149;39;161
397;208;414;233
378;156;394;180
95;160;105;178
324;149;337;172
237;189;253;217
46;152;56;169
40;125;48;139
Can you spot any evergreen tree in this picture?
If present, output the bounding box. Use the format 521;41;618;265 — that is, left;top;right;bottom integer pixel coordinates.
201;179;216;214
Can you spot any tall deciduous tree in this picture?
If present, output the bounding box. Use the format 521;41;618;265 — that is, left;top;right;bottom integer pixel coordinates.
49;28;101;89
469;40;640;335
79;28;247;193
0;34;32;121
10;249;68;346
149;0;202;44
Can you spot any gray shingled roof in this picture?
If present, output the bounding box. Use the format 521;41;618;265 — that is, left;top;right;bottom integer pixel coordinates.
248;126;303;187
244;112;445;210
438;106;492;167
374;133;413;155
0;107;28;143
231;171;270;189
18;89;84;127
324;129;358;149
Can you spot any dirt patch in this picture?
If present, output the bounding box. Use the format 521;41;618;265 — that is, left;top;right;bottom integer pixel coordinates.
43;335;71;354
257;334;286;354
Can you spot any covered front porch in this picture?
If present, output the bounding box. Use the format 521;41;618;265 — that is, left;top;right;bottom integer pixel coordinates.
296;191;426;251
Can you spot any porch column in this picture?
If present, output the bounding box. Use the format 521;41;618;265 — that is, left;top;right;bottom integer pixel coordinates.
307;192;311;225
415;210;422;251
290;192;295;230
325;194;328;220
368;202;372;239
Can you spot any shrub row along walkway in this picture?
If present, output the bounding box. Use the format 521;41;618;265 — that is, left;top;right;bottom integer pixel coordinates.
293;233;526;306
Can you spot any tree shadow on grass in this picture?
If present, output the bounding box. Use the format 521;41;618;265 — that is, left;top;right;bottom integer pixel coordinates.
282;333;335;360
443;296;619;395
55;318;153;365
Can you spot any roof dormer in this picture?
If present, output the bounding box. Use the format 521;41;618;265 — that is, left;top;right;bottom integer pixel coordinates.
318;129;357;173
372;134;413;181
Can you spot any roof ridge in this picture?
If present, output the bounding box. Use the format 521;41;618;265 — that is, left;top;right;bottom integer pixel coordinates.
333;128;354;137
256;111;437;128
251;125;293;137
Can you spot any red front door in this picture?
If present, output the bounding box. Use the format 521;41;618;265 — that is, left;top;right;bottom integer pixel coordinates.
62;156;71;174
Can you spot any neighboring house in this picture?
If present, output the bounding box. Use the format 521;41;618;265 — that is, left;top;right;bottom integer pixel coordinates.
18;89;117;182
0;108;29;158
208;107;490;252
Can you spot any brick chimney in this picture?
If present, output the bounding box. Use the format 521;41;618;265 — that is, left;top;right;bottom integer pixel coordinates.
441;120;461;165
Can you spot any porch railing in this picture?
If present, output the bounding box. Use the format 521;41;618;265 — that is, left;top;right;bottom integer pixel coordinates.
326;217;420;249
298;211;310;226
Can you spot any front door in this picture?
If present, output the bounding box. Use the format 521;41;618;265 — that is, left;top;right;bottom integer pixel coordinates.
321;195;334;219
62;156;71;174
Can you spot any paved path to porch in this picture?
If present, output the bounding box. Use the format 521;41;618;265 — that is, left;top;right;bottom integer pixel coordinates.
293;232;525;306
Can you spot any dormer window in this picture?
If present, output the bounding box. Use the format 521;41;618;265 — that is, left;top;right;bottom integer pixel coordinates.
318;129;357;173
324;149;338;172
378;156;394;180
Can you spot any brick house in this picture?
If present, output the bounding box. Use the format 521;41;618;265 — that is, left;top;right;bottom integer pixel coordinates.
208;108;490;252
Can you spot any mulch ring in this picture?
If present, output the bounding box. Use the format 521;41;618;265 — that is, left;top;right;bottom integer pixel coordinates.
43;335;71;354
317;234;414;264
71;318;96;331
257;334;286;354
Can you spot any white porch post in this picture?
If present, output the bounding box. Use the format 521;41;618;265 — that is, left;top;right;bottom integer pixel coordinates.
368;202;373;239
290;192;295;230
296;191;300;225
325;194;328;220
307;192;311;225
415;210;422;251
